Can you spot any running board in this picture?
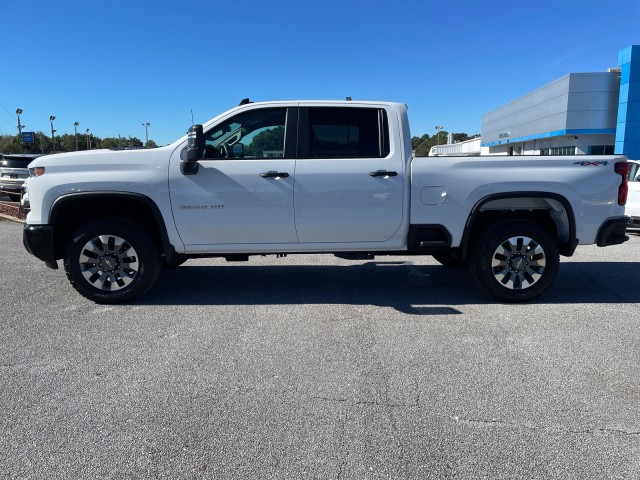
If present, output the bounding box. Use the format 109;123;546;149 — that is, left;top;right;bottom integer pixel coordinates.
334;253;375;260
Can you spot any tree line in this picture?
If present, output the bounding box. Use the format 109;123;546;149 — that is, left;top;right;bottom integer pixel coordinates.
1;128;479;156
411;131;479;157
0;131;157;155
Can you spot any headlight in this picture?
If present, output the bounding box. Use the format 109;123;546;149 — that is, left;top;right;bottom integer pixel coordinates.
28;167;46;177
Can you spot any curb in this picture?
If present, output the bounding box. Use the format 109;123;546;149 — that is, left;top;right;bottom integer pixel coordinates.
0;212;25;223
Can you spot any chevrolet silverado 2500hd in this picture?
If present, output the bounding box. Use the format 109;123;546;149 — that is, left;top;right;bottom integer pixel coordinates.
21;100;630;303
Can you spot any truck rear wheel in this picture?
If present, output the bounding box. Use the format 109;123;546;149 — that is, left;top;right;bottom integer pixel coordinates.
63;218;161;304
470;220;559;302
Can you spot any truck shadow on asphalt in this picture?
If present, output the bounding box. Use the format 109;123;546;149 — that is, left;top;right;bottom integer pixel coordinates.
141;259;640;312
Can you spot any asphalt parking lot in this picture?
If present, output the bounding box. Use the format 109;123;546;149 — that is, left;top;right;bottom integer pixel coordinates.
1;216;639;479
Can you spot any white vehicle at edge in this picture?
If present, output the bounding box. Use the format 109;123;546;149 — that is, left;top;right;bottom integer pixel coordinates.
21;99;631;304
626;160;640;225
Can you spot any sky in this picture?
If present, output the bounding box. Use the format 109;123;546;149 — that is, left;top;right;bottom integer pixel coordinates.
1;0;639;146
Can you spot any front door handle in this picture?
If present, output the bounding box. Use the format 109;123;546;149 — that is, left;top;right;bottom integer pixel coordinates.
260;171;290;178
369;170;398;177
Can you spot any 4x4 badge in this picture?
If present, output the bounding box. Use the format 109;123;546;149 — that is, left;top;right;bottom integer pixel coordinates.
573;160;609;166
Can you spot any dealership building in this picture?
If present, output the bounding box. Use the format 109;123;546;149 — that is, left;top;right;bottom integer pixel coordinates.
431;45;640;160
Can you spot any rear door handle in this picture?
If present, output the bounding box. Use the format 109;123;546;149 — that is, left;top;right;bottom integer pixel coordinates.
369;170;398;177
260;171;289;178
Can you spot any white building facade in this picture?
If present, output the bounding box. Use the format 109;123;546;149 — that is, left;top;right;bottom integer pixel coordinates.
431;45;640;160
480;72;618;156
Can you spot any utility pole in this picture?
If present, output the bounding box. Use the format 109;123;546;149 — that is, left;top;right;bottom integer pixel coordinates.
50;116;57;153
16;108;24;137
435;125;444;146
74;122;80;151
142;122;150;147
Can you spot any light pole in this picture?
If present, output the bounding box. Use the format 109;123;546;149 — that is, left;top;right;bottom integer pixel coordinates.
74;122;80;151
16;108;24;137
142;122;150;147
50;116;57;153
86;128;91;150
435;126;444;146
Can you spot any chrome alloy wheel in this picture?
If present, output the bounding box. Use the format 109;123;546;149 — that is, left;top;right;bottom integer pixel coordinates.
78;234;139;291
491;235;546;290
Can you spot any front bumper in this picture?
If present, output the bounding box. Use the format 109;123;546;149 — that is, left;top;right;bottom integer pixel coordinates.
596;217;630;247
0;181;23;194
23;224;58;268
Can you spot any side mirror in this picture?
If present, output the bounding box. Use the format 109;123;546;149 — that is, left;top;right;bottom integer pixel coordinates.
181;124;204;175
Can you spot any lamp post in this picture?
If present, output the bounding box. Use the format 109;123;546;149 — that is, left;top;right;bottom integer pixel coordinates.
435;125;444;146
50;116;57;153
74;122;80;151
16;108;24;137
86;128;91;150
142;122;150;147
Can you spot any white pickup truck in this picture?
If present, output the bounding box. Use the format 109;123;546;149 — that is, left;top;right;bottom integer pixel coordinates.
21;99;631;304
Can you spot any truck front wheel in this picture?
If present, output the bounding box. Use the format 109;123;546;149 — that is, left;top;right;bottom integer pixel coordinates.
63;218;161;304
470;221;559;303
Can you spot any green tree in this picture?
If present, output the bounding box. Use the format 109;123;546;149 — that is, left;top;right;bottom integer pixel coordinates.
0;135;22;154
59;134;77;152
245;126;284;157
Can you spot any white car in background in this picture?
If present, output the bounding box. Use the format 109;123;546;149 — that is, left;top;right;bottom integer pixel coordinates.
628;160;640;227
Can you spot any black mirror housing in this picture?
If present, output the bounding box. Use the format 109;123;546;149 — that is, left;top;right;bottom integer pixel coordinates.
182;124;204;175
186;124;204;161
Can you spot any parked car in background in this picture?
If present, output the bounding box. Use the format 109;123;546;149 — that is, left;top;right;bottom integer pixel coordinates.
627;160;640;228
0;153;41;201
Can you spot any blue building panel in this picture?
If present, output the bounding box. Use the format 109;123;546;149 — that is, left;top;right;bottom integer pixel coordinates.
617;45;640;160
629;83;640;102
616;122;626;142
618;45;640;66
621;63;630;84
617;102;627;123
627;102;640;122
619;83;629;103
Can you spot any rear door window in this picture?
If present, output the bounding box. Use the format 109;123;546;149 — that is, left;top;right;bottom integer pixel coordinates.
298;107;390;159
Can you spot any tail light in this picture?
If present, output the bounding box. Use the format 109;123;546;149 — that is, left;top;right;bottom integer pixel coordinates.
615;162;630;205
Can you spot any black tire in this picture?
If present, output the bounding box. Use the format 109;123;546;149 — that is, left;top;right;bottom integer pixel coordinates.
63;217;161;304
432;251;468;268
470;220;559;303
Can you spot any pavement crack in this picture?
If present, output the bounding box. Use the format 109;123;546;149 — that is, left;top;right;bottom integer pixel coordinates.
336;410;349;480
313;396;348;403
451;416;640;436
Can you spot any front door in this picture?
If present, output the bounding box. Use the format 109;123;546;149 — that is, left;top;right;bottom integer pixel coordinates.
169;107;298;248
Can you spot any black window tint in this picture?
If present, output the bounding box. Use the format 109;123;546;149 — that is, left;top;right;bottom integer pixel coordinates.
587;145;615;155
203;108;287;159
307;107;389;158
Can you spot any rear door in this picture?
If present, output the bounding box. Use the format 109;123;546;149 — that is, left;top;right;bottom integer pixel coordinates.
293;105;404;243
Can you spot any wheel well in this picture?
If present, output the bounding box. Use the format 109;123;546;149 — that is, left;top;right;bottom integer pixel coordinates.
50;193;168;260
463;195;576;258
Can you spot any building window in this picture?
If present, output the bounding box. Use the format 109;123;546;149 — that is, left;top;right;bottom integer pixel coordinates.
541;146;576;156
587;145;615;155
